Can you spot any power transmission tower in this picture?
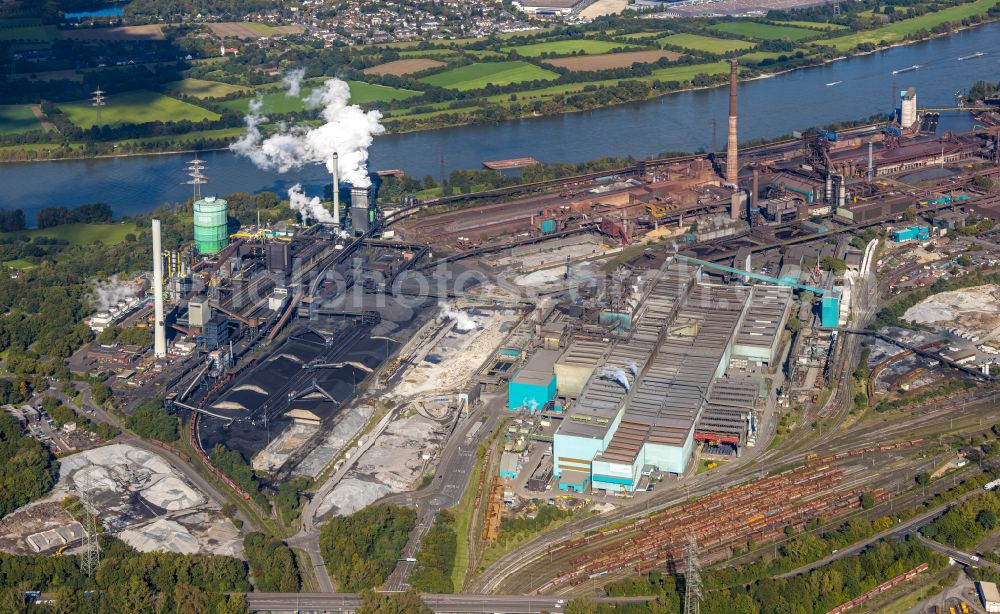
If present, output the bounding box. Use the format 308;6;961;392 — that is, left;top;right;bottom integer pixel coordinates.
683;535;701;614
78;484;100;577
91;87;106;127
185;156;208;201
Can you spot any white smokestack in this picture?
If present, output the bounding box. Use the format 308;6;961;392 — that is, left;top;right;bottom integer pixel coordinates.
152;218;166;359
332;152;340;227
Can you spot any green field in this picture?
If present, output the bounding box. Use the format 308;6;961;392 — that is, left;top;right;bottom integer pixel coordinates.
739;48;809;63
59;90;219;129
0;105;41;135
824;0;1000;50
0;22;58;45
419;61;559;91
773;20;848;30
218;80;421;114
710;21;818;41
1;222;140;245
505;38;640;57
650;60;731;82
658;33;755;54
622;31;667;39
163;78;249;99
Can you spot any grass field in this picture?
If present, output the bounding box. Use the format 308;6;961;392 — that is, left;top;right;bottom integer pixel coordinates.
505;38;640;57
0;23;58;45
621;31;666;39
163;78;249;99
823;0;1000;50
710;21;818;41
1;222;140;245
650;60;731;82
658;33;755;53
0;105;41;135
739;48;809;63
59;90;219;129
218;80;420;114
419;61;559;91
773;20;848;30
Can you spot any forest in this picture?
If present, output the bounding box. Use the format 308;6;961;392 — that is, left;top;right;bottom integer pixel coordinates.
318;504;416;591
0;537;250;612
0;412;57;519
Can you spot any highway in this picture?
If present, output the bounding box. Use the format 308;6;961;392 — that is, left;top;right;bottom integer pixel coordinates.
244;592;651;613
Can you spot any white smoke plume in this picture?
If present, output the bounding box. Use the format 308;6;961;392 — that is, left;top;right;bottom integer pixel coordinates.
440;302;478;332
230;77;384;188
282;68;307;97
600;367;630;391
626;359;639;378
91;276;138;311
288;184;333;225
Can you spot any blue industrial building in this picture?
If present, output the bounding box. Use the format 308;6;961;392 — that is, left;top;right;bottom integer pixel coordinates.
507;349;559;411
891;225;930;242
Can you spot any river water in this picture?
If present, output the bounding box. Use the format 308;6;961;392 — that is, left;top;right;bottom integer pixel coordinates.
3;22;999;221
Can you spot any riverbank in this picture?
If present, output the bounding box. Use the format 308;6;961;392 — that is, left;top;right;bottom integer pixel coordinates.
0;21;992;215
2;11;998;165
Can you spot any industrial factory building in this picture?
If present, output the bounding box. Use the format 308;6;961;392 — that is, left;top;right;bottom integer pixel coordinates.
544;258;792;493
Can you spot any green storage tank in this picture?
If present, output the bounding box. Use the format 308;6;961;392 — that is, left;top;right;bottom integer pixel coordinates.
193;196;228;255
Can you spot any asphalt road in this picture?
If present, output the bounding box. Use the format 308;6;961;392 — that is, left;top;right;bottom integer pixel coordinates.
382;396;505;591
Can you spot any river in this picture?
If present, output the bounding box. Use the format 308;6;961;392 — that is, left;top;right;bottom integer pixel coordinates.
2;22;999;221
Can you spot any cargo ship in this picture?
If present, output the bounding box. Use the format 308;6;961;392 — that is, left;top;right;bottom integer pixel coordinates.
483;157;539;170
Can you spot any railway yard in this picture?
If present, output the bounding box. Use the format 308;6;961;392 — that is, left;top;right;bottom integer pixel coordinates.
5;75;1000;613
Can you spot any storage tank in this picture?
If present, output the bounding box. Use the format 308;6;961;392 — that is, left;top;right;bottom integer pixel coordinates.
193;196;228;254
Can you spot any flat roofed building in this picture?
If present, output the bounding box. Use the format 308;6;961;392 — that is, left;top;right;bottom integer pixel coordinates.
979;581;1000;613
554;340;609;398
508;349;561;411
732;285;793;365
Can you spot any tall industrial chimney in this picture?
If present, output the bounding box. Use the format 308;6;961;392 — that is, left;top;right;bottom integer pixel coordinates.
331;152;340;228
152;218;167;359
726;59;739;185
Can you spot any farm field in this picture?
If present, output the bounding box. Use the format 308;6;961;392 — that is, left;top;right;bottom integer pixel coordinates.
399;48;461;58
419;61;559;91
0;22;58;45
163;78;248;99
59;90;219;129
218;80;420;114
739;48;809;63
823;0;1000;50
773;20;848;30
0;222;140;245
505;38;640;57
658;33;754;53
543;50;682;71
650;60;731;82
117;127;247;147
59;25;164;40
207;22;304;39
621;31;666;39
362;58;446;76
710;21;818;41
0;105;41;135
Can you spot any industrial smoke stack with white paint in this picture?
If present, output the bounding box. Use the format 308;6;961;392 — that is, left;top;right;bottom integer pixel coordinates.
152;218;167;358
331;152;340;228
726;58;739;186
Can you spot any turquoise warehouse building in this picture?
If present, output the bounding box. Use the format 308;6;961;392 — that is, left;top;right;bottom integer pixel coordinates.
507;349;559;411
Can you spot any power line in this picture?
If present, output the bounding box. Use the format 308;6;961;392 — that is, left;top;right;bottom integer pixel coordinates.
185;156;208;201
683;534;701;614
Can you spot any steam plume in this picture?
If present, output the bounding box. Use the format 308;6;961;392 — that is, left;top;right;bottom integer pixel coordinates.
600;367;630;391
288;184;333;225
230;77;384;188
282;68;307;97
440;302;478;332
91;276;138;311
